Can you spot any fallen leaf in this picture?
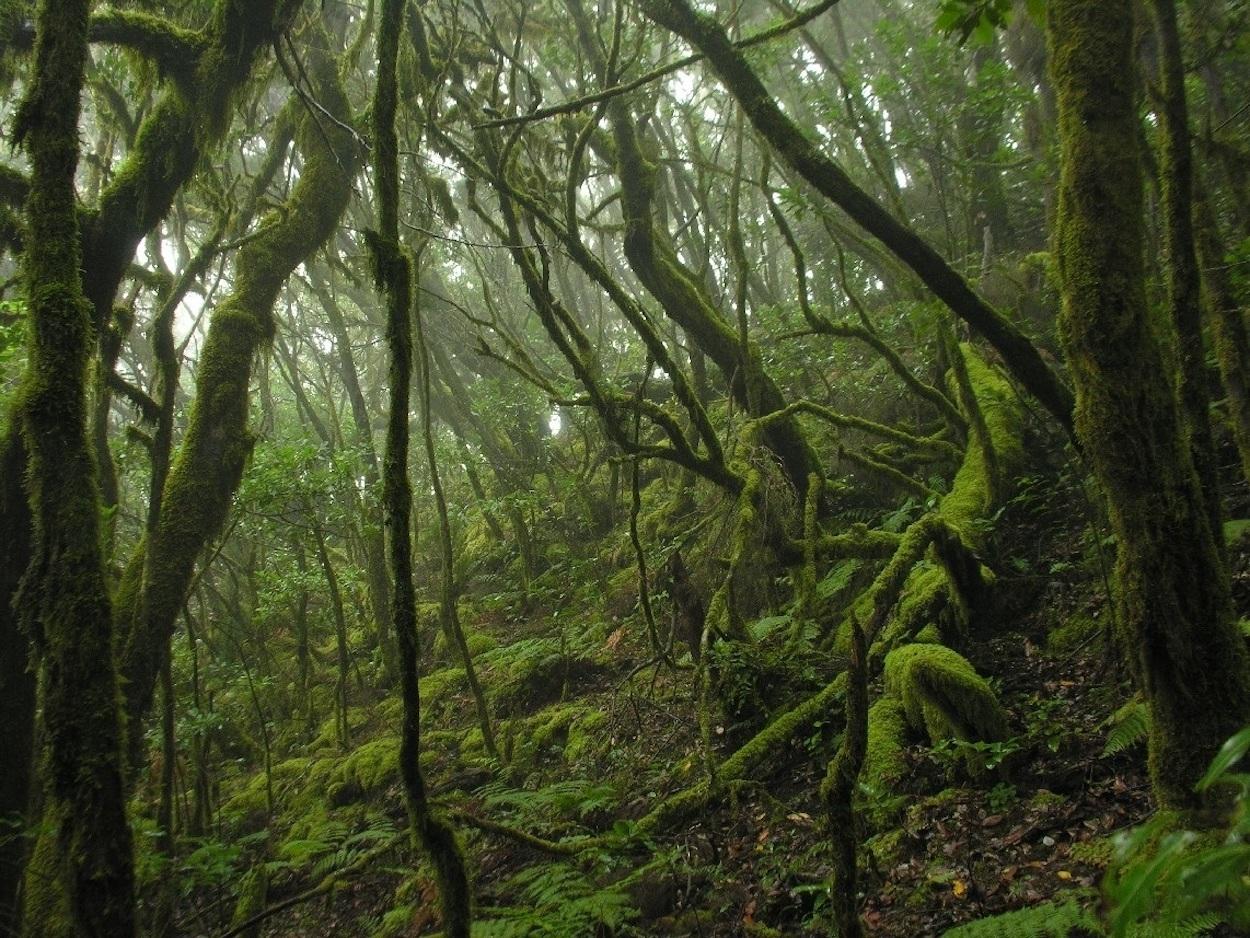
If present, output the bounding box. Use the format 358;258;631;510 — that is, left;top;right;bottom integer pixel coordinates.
953;879;968;899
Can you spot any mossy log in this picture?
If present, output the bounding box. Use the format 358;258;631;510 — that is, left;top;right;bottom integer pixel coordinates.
861;697;909;827
883;642;1008;773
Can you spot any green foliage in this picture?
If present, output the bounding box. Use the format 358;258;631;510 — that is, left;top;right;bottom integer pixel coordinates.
471;862;636;937
930;735;1022;772
935;0;1044;47
940;895;1100;936
1104;727;1250;937
274;815;397;878
478;778;619;823
816;559;862;602
1104;698;1150;758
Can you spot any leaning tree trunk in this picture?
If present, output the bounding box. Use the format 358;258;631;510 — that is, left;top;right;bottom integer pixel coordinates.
637;0;1075;433
114;28;359;734
12;0;136;933
1048;0;1250;810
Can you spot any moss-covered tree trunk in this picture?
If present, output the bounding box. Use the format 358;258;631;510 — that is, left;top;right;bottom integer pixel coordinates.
374;1;471;934
0;0;301;847
1150;0;1222;548
12;0;136;932
1048;0;1250;809
114;29;359;733
0;422;34;929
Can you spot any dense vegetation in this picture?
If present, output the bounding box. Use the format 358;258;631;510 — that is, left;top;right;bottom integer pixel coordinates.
1;0;1249;934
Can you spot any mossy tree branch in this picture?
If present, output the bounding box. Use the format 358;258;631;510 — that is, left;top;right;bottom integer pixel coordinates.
563;0;819;497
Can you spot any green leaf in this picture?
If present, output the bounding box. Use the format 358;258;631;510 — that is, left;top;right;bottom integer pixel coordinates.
1196;727;1250;792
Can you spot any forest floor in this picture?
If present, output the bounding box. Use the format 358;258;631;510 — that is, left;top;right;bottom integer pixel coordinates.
196;464;1250;938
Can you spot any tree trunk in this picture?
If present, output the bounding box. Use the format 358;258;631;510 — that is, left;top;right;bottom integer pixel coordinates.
114;32;359;732
1048;0;1250;810
13;0;136;931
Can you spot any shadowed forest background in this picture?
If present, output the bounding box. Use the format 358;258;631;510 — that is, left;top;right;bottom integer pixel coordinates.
2;0;1250;935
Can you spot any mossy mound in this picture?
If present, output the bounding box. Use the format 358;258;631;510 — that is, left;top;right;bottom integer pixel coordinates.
883;643;1008;773
220;756;318;828
229;864;268;938
479;637;604;712
506;701;609;769
328;735;401;804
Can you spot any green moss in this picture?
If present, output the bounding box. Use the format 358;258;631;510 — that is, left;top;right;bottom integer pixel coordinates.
861;697;909;826
884;643;1008;774
20;814;71;938
1070;837;1114;868
1224;518;1250;548
229;864;267;938
1029;789;1068;811
914;623;942;645
434;627;497;660
1047;613;1100;654
220;757;316;826
331;735;402;799
939;347;1026;545
507;702;609;768
312;707;371;750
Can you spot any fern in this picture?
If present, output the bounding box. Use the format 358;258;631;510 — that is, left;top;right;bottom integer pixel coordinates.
941;896;1101;937
1128;912;1222;938
478;778;618;821
273;815;396;878
1103;698;1150;757
471;861;636;937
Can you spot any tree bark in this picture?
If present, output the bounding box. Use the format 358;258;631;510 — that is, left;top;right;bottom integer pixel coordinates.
1048;0;1250;809
12;0;136;931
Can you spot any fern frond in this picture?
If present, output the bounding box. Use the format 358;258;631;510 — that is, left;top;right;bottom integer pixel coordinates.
1103;698;1150;757
1129;911;1222;938
941;896;1100;937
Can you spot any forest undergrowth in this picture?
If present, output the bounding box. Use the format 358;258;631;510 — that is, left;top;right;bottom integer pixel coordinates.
153;449;1247;938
